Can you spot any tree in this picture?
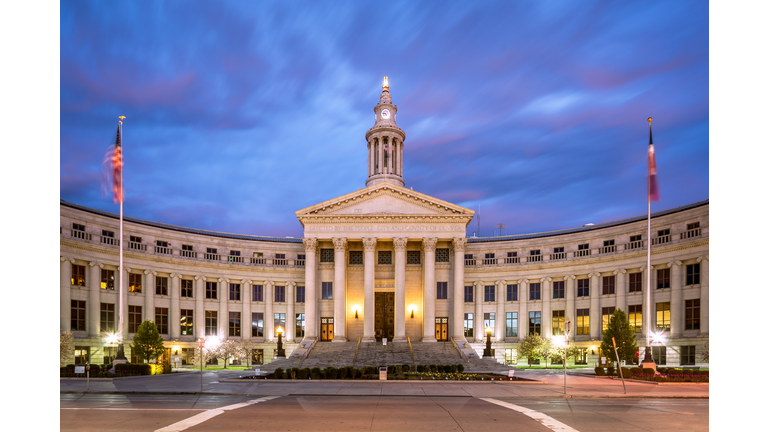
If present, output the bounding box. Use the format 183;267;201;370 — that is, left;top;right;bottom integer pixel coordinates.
130;320;165;363
518;333;548;365
235;339;259;367
212;340;240;368
600;309;638;365
546;342;580;366
60;330;74;366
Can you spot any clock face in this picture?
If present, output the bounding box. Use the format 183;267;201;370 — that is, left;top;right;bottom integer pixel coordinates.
381;109;391;119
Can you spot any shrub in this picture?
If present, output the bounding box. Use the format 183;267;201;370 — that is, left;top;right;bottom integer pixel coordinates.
429;364;437;373
682;369;694;375
115;363;152;375
416;364;425;373
274;368;284;379
297;368;309;379
396;365;403;374
88;364;101;373
620;367;632;378
338;366;348;379
595;366;605;376
326;367;338;379
282;373;289;379
310;367;322;379
457;364;465;373
630;367;643;376
450;365;458;374
365;366;376;375
667;369;682;375
402;364;410;373
388;365;396;374
642;368;655;376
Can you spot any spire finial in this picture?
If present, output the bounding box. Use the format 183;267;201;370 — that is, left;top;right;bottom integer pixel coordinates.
648;117;653;145
382;76;389;91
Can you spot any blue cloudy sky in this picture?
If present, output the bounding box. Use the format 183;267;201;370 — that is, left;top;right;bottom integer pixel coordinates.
59;0;709;238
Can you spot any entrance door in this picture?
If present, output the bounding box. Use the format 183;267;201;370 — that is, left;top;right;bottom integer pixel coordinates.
435;317;449;341
374;292;395;341
320;317;334;341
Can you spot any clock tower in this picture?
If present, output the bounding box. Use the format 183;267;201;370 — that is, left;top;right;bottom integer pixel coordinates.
365;77;406;188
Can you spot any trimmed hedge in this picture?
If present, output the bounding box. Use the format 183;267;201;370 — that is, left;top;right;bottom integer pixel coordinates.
115;363;152;375
595;366;605;376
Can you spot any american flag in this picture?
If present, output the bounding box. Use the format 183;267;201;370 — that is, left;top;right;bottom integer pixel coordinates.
103;123;123;204
648;117;659;202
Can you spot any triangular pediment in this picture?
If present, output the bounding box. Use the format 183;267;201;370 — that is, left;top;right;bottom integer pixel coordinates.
295;182;474;218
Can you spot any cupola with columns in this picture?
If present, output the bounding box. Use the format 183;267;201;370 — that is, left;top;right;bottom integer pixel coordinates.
365;77;406;188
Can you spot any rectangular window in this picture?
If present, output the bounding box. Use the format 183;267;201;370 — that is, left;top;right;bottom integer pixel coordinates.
206;281;217;299
680;346;696;366
180;309;194;335
578;244;589;250
155;307;169;334
436;282;448;300
296;286;305;303
378;251;392;264
553;247;564;253
205;311;217;336
101;269;115;290
156;276;168;296
436;248;449;262
602;307;615;332
687;222;700;230
274;286;285;303
274;313;286;336
483;313;495;337
602;275;615;295
628;304;643;333
685;299;701;330
71;264;86;286
349;250;363;265
686;263;701;285
252;312;264;337
130;235;142;243
657;268;670;289
576;308;589;335
506;312;518;337
320;249;334;262
252;284;263;302
530;249;540;255
552;310;565;336
128;305;142;333
552;281;565;299
156;240;168;247
71;300;86;331
72;223;85;232
322;282;333;300
229;312;241;337
181;279;194;298
129;273;142;293
603;240;615;246
296;313;305;338
657;229;670;236
630;234;642;242
252;349;264;365
407;250;421;264
652;346;667;365
484;285;495;302
529;282;541;300
507;284;518;301
507;251;518;257
74;346;89;365
464;313;474;338
229;250;241;263
629;272;642;293
229;283;241;301
656;302;671;331
577;279;589;297
464;286;473;303
100;303;114;333
529;311;541;335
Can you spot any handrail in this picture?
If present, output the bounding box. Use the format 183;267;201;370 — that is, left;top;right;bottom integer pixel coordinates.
450;336;469;364
298;336;318;368
353;336;361;367
407;336;415;368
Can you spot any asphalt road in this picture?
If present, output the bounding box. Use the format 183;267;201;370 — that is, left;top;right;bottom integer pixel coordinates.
60;394;709;432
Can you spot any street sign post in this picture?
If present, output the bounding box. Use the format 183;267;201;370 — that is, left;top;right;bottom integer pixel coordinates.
612;337;626;394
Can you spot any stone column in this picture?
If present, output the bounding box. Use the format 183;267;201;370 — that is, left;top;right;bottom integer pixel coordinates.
474;281;483;342
170;273;181;339
367;141;372;177
265;280;274;341
242;280;252;340
452;238;467;340
120;266;130;337
287;281;296;342
378;138;384;174
144;270;156;323
565;275;576;340
495;280;505;342
542;277;552;338
387;138;393;174
422;238;437;342
699;256;709;335
518;279;528;337
669;260;683;337
88;262;102;338
219;278;229;340
393;237;408;342
589;272;601;340
303;238;318;340
332;237;348;342
195;276;205;338
398;141;403;176
60;257;74;332
614;269;627;314
362;237;377;342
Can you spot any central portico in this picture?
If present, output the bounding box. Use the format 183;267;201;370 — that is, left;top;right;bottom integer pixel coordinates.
296;79;474;343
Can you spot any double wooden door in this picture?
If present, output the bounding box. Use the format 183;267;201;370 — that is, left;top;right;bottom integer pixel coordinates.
435;317;449;341
320;317;334;341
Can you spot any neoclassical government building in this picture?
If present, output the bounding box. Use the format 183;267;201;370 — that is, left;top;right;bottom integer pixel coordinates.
60;81;709;367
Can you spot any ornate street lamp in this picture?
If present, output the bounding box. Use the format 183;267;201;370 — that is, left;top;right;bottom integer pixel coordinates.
483;326;493;357
276;326;286;358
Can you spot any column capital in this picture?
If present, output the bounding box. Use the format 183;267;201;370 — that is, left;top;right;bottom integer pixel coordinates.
332;237;348;251
393;237;408;251
169;273;183;279
362;237;377;251
287;281;296;288
264;280;274;287
119;265;131;272
564;275;576;280
473;280;484;286
518;279;529;284
613;269;626;275
667;260;682;267
422;237;438;252
195;275;206;281
61;256;75;264
451;237;467;252
88;261;104;268
543;277;553;282
588;272;600;279
144;269;157;276
302;237;318;252
218;277;229;284
242;279;252;285
697;255;708;263
496;280;506;286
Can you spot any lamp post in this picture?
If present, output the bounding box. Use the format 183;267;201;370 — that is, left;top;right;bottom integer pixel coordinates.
483;326;493;357
564;316;571;395
198;337;204;393
276;326;285;358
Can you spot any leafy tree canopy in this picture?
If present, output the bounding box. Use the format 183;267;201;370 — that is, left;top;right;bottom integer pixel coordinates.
130;320;165;362
518;333;549;364
600;309;638;364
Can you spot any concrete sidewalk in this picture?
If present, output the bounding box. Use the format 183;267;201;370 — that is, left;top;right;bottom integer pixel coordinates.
60;369;708;399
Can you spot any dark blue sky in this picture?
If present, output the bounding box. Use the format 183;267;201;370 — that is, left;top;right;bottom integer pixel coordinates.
60;0;709;238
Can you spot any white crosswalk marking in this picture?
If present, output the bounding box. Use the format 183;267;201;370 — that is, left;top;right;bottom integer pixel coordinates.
480;398;580;432
154;396;280;432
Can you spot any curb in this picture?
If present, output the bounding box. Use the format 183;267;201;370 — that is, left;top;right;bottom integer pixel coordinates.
218;378;547;384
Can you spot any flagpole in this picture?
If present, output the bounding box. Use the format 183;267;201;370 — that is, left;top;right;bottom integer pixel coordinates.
115;116;128;363
641;117;656;370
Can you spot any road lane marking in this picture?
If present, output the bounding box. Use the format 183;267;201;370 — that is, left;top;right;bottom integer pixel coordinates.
480;398;580;432
61;408;206;411
154;396;280;432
